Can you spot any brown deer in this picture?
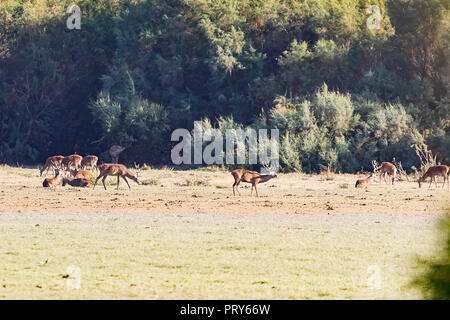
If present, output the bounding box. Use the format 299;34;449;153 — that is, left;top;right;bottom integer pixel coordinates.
109;145;126;164
355;173;376;190
93;163;141;190
70;169;93;179
418;165;449;189
372;160;397;185
231;169;277;197
42;169;65;188
40;155;64;176
80;155;98;171
62;154;83;170
62;177;93;188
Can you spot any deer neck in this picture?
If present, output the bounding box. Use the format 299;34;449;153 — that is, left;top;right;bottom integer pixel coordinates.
259;175;276;183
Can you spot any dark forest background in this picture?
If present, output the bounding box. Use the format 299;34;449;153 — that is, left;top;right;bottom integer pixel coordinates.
0;0;448;172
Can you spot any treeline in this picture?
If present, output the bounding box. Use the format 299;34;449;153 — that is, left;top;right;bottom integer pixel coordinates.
0;0;448;172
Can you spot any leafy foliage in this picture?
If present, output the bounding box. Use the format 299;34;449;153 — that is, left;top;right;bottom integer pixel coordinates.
0;0;448;172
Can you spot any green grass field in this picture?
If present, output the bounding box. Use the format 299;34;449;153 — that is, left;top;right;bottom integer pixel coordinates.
0;212;445;299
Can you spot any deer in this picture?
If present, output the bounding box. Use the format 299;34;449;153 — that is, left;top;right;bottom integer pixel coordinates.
93;163;141;190
69;168;93;179
39;155;64;176
372;160;397;185
355;173;376;190
109;145;126;164
62;154;83;170
231;169;278;197
417;165;449;189
80;155;98;171
42;168;66;188
62;177;93;188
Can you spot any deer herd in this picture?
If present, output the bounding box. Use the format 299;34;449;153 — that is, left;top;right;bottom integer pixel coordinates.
40;151;449;196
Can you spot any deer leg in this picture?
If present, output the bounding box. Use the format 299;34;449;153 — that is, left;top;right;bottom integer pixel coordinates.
428;177;432;188
102;176;108;190
232;181;236;196
122;176;131;189
251;184;254;196
116;175;120;190
254;184;259;197
93;174;104;190
235;181;241;196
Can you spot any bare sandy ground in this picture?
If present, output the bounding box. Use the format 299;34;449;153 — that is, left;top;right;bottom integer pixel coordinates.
0;166;448;215
0;166;448;299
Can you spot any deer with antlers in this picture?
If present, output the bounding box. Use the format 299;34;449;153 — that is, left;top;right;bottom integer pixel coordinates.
231;168;278;197
372;160;397;185
40;155;64;176
93;163;141;190
417;165;449;189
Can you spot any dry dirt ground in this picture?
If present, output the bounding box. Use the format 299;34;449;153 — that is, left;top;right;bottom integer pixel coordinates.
0;166;448;215
0;165;449;299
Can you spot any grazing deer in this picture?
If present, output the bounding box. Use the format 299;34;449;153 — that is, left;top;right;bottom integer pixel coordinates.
40;155;64;176
62;154;83;170
93;163;141;190
355;173;376;190
42;169;65;188
80;155;98;171
62;177;93;188
231;169;278;197
109;145;126;164
70;169;93;179
372;160;397;185
417;165;449;189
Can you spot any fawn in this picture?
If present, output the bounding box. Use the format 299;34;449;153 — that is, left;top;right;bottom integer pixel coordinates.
355;173;376;190
42;169;65;188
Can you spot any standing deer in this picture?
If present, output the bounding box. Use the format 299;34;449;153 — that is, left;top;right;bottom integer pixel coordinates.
80;155;98;171
109;145;126;164
42;168;66;188
93;164;141;190
417;165;449;189
62;154;83;170
40;155;64;176
355;173;376;190
231;169;278;197
372;160;397;185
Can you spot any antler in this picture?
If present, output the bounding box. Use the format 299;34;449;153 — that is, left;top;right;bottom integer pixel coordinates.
372;160;381;172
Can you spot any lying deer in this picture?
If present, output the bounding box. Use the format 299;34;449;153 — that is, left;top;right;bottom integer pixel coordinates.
42;169;65;188
418;165;449;189
231;169;277;197
62;177;93;188
355;173;376;190
70;169;93;179
93;164;141;190
40;155;64;176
